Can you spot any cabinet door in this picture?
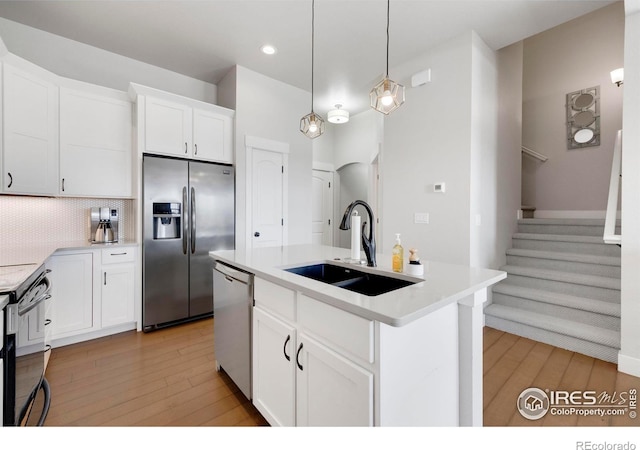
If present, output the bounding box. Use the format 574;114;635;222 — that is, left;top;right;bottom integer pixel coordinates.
252;307;296;427
59;87;132;197
2;63;58;195
192;108;232;163
144;96;192;157
101;264;135;328
47;253;94;338
296;333;373;426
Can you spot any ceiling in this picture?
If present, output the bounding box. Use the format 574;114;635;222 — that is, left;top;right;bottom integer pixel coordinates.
0;0;617;116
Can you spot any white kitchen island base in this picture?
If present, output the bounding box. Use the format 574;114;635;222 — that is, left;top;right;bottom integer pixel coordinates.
210;244;505;427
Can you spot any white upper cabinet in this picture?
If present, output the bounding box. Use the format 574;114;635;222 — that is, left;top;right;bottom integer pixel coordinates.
2;61;59;195
59;84;133;197
144;96;193;158
131;83;234;164
192;107;232;162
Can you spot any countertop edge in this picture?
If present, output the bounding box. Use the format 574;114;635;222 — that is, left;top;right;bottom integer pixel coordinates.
210;248;507;327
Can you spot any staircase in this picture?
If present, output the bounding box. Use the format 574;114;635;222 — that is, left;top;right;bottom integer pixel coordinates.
484;218;621;363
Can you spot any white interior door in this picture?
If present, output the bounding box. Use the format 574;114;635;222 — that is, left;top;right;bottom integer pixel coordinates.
252;148;285;248
311;170;334;246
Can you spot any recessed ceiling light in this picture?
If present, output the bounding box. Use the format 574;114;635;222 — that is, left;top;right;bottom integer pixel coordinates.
261;44;277;55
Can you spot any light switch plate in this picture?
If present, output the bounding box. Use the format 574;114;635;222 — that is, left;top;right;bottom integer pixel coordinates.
414;212;429;224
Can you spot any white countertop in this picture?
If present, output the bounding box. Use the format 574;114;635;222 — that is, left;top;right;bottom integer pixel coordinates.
0;240;138;292
210;244;506;327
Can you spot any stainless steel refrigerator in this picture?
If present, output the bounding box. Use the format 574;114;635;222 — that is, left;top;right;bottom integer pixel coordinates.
142;154;234;331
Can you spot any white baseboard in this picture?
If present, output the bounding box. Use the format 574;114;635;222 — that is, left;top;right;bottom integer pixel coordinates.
618;352;640;377
534;210;621;219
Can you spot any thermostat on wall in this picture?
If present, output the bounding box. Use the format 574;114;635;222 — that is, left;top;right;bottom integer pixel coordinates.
434;183;446;193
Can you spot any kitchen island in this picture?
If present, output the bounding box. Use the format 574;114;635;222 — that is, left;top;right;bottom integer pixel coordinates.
210;244;506;427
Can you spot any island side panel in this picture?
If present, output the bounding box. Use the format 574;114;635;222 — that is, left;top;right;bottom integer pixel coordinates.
457;288;488;426
377;301;459;426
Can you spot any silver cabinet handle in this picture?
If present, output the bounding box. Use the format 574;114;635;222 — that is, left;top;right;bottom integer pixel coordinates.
194;143;198;155
104;272;107;285
62;178;65;192
185;142;188;154
7;172;13;188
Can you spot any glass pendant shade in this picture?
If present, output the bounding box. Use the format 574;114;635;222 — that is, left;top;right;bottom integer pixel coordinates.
300;111;325;139
370;77;405;115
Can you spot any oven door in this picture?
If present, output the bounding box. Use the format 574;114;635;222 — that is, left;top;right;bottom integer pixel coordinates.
13;274;51;425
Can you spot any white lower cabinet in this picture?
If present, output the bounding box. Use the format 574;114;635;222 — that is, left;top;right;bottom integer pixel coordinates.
100;248;135;328
252;278;374;427
251;275;463;427
45;246;137;346
47;252;95;339
252;307;297;426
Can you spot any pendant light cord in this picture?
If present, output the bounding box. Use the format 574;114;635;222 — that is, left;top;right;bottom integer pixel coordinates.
311;0;315;112
386;0;390;77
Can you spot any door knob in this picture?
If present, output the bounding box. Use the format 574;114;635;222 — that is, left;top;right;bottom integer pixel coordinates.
254;232;260;237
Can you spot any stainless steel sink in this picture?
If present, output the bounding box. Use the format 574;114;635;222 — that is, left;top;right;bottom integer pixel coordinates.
284;263;416;296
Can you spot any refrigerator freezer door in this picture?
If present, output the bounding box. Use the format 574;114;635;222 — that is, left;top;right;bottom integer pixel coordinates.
189;161;235;317
143;156;190;329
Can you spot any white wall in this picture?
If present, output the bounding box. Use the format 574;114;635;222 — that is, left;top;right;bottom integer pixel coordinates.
382;33;474;266
222;65;313;249
521;3;624;214
469;33;499;269
333;109;382;170
619;0;640;377
0;17;217;102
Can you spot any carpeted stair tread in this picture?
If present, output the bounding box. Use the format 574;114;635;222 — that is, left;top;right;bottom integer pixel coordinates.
484;303;620;348
500;265;620;291
518;218;617;226
492;284;620;317
513;233;612;244
505;248;620;268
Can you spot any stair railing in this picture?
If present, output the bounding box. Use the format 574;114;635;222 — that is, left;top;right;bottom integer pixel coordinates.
521;146;548;162
604;129;622;245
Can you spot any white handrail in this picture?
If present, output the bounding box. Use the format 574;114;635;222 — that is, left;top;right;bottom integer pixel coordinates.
521;146;548;162
604;129;622;245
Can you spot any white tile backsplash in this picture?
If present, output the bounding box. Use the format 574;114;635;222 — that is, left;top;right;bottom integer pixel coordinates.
0;196;135;247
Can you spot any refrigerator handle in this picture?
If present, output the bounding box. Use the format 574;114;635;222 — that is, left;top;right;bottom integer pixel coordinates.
191;186;196;254
182;186;188;255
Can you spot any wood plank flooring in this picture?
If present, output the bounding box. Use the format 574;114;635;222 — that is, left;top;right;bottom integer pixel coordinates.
483;327;640;427
41;320;640;427
43;317;267;426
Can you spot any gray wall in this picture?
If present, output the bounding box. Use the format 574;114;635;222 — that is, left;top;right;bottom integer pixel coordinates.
0;17;217;102
522;2;624;214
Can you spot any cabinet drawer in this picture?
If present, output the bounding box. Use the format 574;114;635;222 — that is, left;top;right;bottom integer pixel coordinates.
101;247;136;264
298;294;374;364
254;277;295;322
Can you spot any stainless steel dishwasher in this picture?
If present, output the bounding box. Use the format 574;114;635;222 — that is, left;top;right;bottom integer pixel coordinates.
213;261;254;400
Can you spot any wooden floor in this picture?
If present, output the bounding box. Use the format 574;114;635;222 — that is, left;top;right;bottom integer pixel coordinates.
43;317;267;426
484;327;640;426
41;319;640;426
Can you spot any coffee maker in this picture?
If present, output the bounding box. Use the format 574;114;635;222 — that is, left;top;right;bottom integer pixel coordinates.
90;207;119;243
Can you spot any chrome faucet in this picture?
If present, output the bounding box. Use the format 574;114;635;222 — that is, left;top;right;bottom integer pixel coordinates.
339;200;376;267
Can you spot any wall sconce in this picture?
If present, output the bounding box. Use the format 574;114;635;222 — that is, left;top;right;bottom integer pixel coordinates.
610;68;624;87
566;86;600;149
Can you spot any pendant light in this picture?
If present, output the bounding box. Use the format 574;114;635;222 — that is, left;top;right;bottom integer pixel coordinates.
370;0;405;115
300;0;325;139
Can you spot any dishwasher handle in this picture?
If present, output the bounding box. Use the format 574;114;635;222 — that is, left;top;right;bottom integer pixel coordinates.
214;261;253;285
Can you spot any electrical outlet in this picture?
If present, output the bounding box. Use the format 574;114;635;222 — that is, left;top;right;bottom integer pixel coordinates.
414;212;429;224
434;183;446;193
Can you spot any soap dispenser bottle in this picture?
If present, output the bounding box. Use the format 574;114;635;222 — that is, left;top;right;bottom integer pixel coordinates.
392;233;404;273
